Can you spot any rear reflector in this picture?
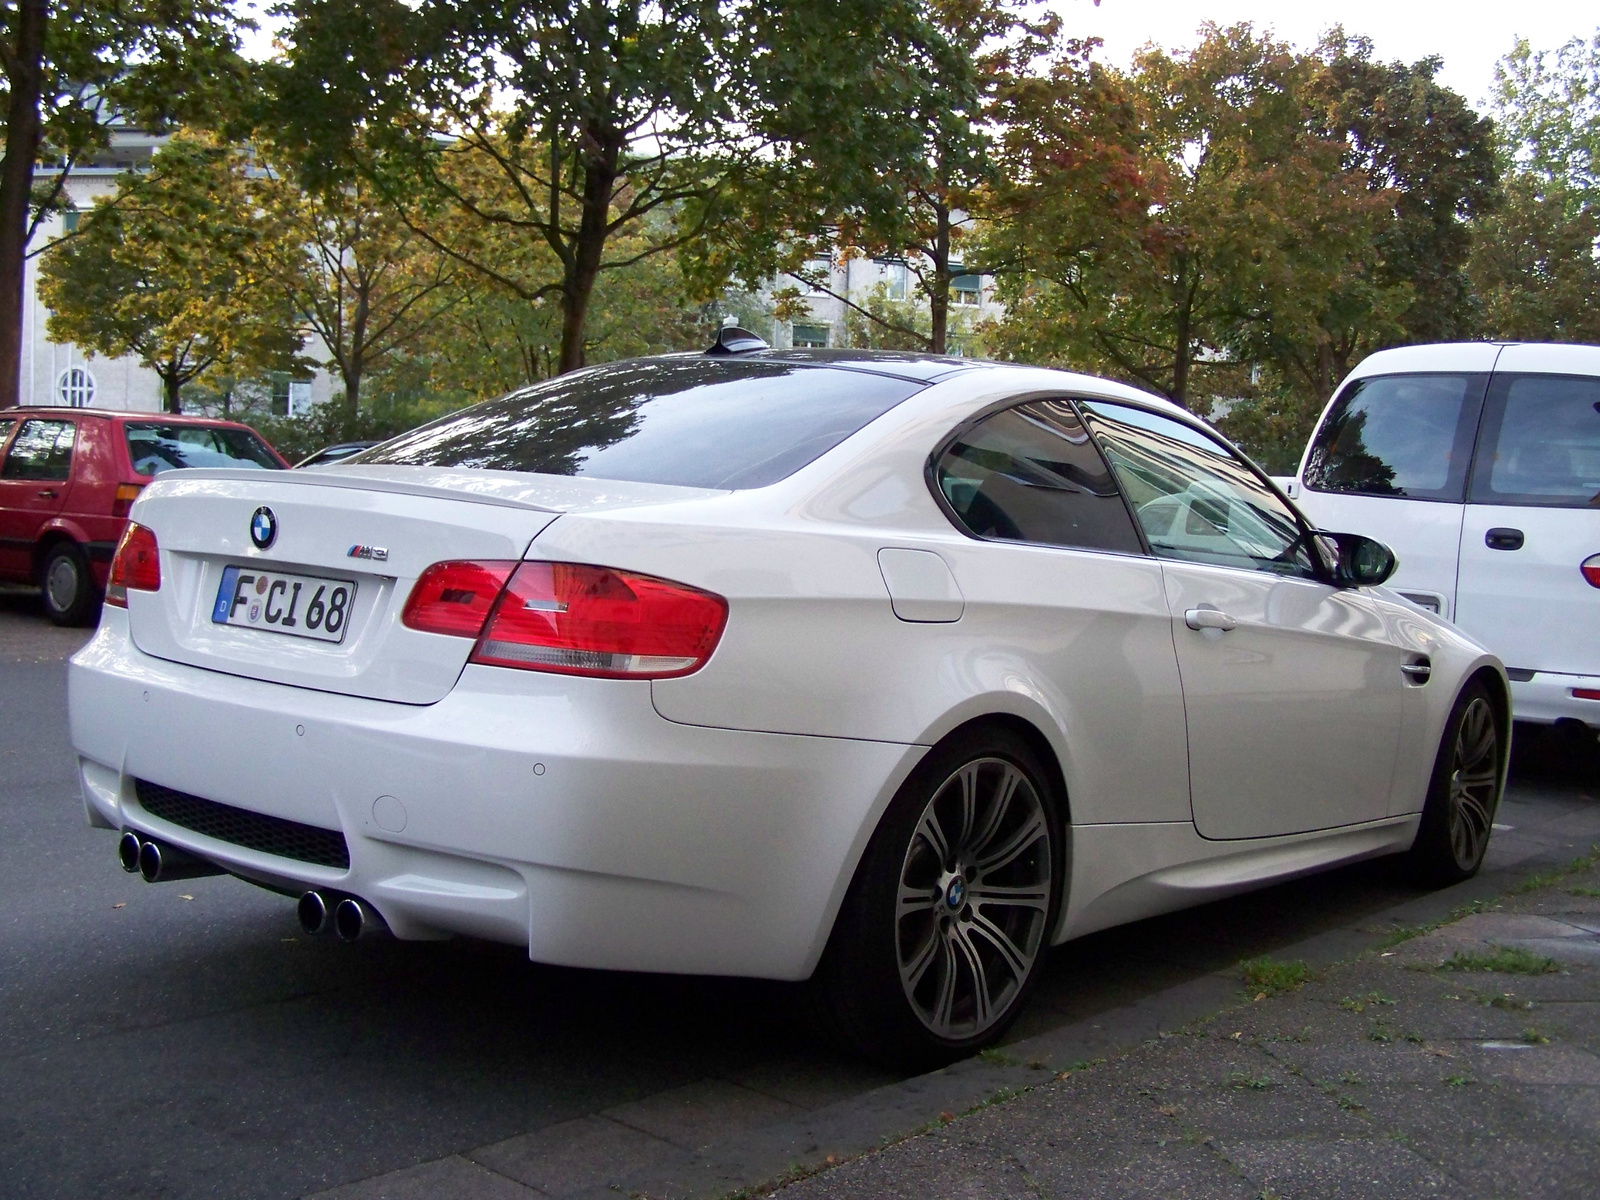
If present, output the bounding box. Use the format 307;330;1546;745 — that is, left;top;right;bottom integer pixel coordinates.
470;561;727;679
112;482;144;518
105;523;160;606
1582;555;1600;589
1574;689;1600;702
402;561;516;637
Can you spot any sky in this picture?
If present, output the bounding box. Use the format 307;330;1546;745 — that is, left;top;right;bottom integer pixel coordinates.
1054;1;1597;107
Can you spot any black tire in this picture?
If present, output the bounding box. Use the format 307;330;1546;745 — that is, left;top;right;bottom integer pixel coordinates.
40;541;97;627
1406;680;1503;886
809;725;1065;1071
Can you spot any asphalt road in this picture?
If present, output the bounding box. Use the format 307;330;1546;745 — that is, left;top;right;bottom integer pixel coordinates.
3;588;1597;1200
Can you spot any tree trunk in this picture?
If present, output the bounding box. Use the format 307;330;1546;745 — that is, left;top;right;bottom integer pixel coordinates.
929;204;951;355
162;371;182;414
557;125;621;374
0;0;48;409
343;281;369;422
1172;293;1191;410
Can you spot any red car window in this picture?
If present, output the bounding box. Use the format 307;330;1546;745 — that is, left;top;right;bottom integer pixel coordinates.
2;418;76;481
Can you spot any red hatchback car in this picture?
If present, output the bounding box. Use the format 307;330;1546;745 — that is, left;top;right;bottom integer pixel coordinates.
0;408;287;625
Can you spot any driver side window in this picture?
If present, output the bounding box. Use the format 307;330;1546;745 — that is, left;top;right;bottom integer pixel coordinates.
1079;400;1319;580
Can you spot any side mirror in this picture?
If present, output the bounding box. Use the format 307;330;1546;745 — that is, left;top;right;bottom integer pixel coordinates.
1316;532;1398;588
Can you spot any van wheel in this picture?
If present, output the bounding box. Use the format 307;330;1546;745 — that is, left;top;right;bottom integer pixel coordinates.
41;542;97;626
1407;681;1502;886
809;726;1063;1070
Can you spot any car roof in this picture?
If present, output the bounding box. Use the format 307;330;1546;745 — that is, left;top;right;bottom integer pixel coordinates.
659;347;1003;383
0;406;262;426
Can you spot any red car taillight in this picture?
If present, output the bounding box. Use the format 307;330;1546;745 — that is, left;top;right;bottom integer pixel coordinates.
472;562;728;678
105;523;160;607
1582;554;1600;589
112;482;144;519
402;561;516;636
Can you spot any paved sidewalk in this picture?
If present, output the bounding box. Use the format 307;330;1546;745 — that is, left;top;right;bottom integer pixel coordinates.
772;851;1600;1200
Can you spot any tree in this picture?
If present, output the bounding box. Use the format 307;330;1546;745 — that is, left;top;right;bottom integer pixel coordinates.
1470;33;1600;342
251;147;457;420
36;131;303;412
267;0;970;373
0;0;246;406
984;26;1371;411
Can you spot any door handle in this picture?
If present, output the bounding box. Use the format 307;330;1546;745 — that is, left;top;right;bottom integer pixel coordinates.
1185;606;1237;632
1485;527;1524;551
36;488;58;499
1400;656;1432;685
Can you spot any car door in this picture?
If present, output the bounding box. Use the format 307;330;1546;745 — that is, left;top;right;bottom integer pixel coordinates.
1455;366;1600;678
929;397;1191;826
1079;399;1407;840
0;418;77;580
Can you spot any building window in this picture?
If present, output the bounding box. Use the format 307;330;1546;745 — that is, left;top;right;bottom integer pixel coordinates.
801;255;833;295
62;208;80;233
952;274;983;306
792;323;829;348
881;260;908;300
57;366;95;407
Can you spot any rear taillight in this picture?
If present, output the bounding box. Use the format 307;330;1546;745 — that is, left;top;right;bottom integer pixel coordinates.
105;523;160;607
1575;689;1600;702
472;561;727;678
112;482;144;518
1583;554;1600;589
402;561;516;636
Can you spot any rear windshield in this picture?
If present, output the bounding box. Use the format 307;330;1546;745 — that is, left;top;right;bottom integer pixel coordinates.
1471;373;1600;508
358;358;926;489
126;423;282;476
1304;373;1485;502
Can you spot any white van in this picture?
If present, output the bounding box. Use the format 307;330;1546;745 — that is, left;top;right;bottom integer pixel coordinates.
1280;342;1600;729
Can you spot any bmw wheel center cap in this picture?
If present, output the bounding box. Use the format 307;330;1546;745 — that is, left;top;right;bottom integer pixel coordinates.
250;506;277;550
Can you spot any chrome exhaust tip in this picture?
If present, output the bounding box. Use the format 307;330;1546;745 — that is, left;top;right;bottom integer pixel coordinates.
117;831;142;873
136;838;225;883
333;897;384;942
297;890;332;936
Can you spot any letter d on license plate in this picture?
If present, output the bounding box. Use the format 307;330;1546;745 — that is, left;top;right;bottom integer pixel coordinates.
212;565;358;644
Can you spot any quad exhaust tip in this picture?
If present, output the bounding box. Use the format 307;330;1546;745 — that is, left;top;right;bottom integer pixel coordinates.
130;836;225;883
334;897;382;942
297;890;332;936
117;831;142;873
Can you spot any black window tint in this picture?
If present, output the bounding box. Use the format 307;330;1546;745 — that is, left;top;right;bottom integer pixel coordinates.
125;423;282;476
1304;373;1483;501
2;419;76;481
1470;374;1600;508
360;359;924;489
934;399;1142;553
1081;401;1318;579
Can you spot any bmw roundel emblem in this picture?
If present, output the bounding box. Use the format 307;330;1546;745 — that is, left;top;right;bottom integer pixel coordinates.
250;506;277;550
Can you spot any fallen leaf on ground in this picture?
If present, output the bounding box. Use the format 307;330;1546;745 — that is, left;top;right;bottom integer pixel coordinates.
111;902;125;909
180;894;194;901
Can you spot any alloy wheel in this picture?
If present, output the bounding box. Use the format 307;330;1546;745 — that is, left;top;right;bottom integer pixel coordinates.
896;757;1051;1040
1447;697;1498;870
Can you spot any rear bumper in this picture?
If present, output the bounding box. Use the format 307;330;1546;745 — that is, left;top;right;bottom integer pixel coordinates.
68;609;921;979
1511;671;1600;728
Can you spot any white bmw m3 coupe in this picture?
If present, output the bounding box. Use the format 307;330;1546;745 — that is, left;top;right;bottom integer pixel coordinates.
69;335;1509;1066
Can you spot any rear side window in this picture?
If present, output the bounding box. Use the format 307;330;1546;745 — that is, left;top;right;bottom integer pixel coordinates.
125;424;282;475
934;399;1143;553
1304;373;1485;501
1471;373;1600;508
360;358;924;489
2;419;76;480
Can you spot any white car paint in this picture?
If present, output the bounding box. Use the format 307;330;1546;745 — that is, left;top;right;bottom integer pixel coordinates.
70;357;1505;980
1287;342;1600;727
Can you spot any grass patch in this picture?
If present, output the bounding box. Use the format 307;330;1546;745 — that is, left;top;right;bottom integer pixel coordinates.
1441;946;1560;975
1339;991;1395;1013
1508;845;1600;895
1486;992;1535;1010
1570;886;1600;898
1520;1027;1551;1045
1228;1072;1273;1090
1443;1073;1475;1087
1241;956;1311;998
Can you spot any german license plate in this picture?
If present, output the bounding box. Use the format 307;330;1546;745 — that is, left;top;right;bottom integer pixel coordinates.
211;565;358;644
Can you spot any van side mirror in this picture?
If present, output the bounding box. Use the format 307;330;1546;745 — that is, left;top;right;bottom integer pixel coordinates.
1315;532;1398;588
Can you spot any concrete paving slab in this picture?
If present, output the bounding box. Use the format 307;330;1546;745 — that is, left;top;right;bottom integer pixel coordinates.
602;1079;804;1150
1220;1138;1452;1199
470;1115;680;1196
304;1156;536;1199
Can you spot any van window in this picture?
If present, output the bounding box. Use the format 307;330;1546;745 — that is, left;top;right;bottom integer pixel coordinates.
2;419;76;481
934;399;1143;553
1470;374;1600;508
1304;374;1485;502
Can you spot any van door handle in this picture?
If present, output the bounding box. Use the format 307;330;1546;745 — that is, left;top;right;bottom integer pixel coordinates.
1485;527;1524;551
1185;606;1237;632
